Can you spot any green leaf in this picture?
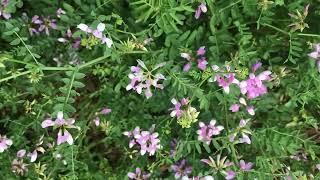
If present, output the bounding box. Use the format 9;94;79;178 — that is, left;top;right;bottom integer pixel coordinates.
10;39;20;45
63;3;75;13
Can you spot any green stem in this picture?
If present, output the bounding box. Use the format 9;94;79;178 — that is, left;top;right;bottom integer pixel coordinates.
0;70;32;83
14;32;40;65
78;55;109;69
261;23;289;35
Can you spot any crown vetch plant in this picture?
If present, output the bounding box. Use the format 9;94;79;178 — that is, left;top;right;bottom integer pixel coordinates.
1;0;320;179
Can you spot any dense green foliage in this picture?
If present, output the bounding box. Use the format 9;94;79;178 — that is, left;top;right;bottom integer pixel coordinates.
1;0;320;179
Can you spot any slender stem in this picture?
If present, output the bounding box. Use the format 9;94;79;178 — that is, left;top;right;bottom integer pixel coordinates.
219;0;241;13
3;58;37;67
0;70;32;83
14;32;40;65
261;23;289;35
78;55;109;69
297;33;320;38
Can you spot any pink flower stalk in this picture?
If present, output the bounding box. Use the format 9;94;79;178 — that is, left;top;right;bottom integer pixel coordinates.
41;111;79;145
77;23;113;48
239;63;272;99
239;160;253;171
308;43;320;72
171;159;192;179
56;8;66;18
195;2;207;19
126;60;166;99
0;134;13;152
215;73;239;94
127;168;151;180
197;120;224;145
124;126;161;156
229;104;240;112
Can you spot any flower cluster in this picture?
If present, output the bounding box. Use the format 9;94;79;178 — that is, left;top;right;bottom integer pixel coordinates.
93;107;112;126
210;65;239;94
239;62;272;99
126;60;166;99
229;119;252;144
127;168;151;180
0;0;11;19
123;126;161;156
181;46;208;71
171;159;192;179
170;98;200;128
229;97;255;116
27;15;57;36
57;29;81;49
0;134;12;153
197;120;224;145
41;111;80;145
77;22;113;48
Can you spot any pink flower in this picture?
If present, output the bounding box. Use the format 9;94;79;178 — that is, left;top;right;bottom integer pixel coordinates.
128;168;150;180
308;44;320;59
17;149;26;158
169;98;189;118
124;126;161;156
229;104;240;112
308;44;320;72
126;60;166;99
225;170;236;180
215;73;239;94
100;108;112;114
197;120;224;145
239;71;271;99
246;106;255;116
239;160;253;171
171;159;192;179
239;133;251;144
195;3;207;19
183;62;192;72
77;22;113;48
41;111;79;145
197;57;208;70
0;134;12;153
197;46;206;56
56;8;66;18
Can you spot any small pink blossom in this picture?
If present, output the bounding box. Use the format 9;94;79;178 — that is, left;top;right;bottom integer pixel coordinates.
197;46;206;56
126;60;166;99
124;126;161;156
197;57;208;71
197;120;224;145
215;73;239;94
229;104;240;112
0;134;12;153
56;8;66;18
225;170;236;180
195;3;207;19
128;168;150;180
41;111;79;145
239;160;253;171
